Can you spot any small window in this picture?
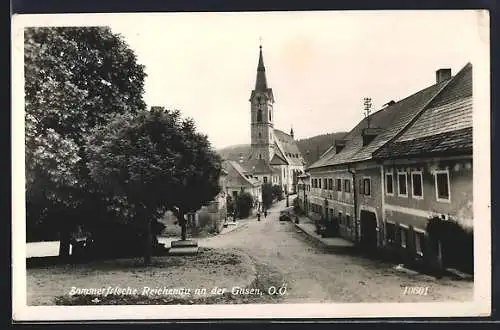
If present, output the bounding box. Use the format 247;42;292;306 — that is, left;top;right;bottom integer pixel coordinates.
401;228;407;248
269;111;272;121
323;179;328;189
257;109;263;123
435;170;450;201
344;179;351;193
363;178;371;196
336;179;342;192
411;172;423;199
398;172;408;196
258;132;261;138
318;179;322;189
346;214;351;228
338;212;343;224
385;173;394;195
259;154;262;159
263;176;268;184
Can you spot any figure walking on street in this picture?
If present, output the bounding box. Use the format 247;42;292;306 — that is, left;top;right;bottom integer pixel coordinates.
264;209;267;218
257;211;261;222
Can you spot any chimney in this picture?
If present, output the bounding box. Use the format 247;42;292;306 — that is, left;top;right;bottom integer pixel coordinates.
436;68;452;84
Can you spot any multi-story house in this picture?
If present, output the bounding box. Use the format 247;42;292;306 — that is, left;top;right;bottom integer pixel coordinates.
373;63;472;271
223;160;262;206
306;63;472;261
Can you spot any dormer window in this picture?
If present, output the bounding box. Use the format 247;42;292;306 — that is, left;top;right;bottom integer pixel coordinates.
335;140;346;153
362;128;384;147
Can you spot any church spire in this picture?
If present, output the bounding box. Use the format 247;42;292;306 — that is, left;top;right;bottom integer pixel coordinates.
290;126;294;139
255;43;268;91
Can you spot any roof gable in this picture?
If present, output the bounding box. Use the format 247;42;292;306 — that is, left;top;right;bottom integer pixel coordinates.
308;69;457;169
374;63;473;158
273;129;305;166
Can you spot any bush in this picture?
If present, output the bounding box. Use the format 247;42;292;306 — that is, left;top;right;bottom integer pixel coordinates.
79;218;166;259
235;192;253;219
262;183;274;209
426;216;473;274
272;185;284;201
292;197;300;214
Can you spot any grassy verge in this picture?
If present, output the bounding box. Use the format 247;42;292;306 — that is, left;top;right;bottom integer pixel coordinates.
54;259;285;305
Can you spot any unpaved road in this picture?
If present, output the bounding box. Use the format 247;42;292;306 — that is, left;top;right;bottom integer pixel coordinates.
202;199;473;303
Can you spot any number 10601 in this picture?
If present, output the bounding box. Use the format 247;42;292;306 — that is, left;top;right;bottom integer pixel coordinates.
403;286;429;295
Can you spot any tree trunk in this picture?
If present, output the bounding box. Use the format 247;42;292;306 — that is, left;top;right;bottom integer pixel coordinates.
143;208;153;266
179;210;187;240
58;221;71;257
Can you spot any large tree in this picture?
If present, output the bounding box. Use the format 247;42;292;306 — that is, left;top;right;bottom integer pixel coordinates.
86;107;223;265
25;27;147;255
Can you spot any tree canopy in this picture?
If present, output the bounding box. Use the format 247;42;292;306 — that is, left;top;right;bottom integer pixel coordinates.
24;27;147;253
86;107;223;263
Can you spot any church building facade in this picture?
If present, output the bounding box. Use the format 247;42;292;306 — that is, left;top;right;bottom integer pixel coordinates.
239;44;305;194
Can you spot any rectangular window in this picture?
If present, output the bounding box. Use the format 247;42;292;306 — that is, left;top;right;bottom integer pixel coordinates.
318;178;322;189
411;172;423;199
400;228;407;248
328;179;333;190
344;179;351;193
386;222;396;245
263;176;268;184
435;170;450;201
415;232;424;256
363;178;371;196
338;212;343;225
385;173;394;195
346;214;351;228
323;179;328;189
398;172;408;196
336;179;342;192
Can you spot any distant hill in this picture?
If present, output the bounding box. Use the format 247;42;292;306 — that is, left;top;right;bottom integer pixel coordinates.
217;132;347;166
296;132;347;165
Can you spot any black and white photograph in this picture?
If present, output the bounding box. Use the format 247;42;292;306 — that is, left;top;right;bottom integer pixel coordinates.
12;10;490;320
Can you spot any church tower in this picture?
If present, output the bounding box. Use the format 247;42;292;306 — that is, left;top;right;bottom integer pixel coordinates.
249;44;275;162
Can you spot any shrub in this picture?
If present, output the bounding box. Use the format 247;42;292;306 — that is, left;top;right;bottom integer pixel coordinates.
292;197;300;214
426;216;474;274
272;185;284;201
261;183;274;209
235;192;253;219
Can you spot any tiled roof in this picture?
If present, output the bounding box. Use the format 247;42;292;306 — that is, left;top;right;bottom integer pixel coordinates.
223;160;261;187
244;158;275;174
270;152;288;165
308;78;449;169
374;63;473;159
273;129;305;166
374;127;472;158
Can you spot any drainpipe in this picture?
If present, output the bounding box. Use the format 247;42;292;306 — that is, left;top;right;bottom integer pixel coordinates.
348;164;358;242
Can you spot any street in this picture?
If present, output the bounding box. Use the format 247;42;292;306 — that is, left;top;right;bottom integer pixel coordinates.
202;199;473;303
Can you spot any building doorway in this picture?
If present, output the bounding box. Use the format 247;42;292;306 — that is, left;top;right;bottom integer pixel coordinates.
360;210;378;250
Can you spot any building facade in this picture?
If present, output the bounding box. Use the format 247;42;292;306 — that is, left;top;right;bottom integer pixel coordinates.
305;63;473;270
374;63;473;270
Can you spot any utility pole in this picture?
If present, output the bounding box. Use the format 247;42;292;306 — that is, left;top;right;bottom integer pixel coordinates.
363;97;372;128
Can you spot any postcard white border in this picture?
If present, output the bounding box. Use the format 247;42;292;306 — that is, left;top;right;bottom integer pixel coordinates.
12;11;491;321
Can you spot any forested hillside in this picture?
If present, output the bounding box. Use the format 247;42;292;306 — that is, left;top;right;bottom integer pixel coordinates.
218;132;347;166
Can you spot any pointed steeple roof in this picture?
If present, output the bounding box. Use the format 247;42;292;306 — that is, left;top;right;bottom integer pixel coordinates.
255;45;268;91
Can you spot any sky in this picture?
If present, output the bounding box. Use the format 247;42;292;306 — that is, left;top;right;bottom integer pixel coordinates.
104;10;486;149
